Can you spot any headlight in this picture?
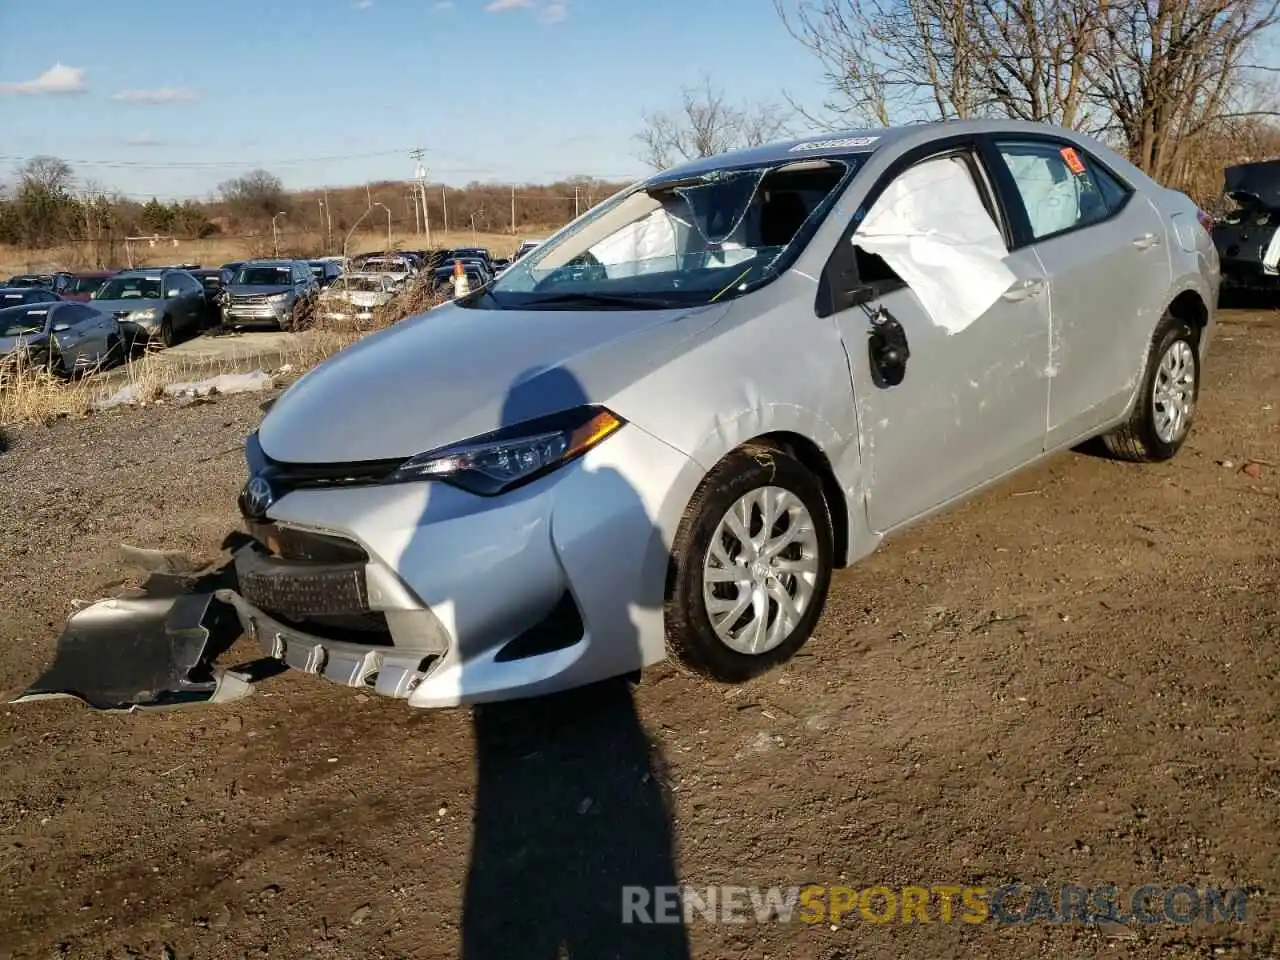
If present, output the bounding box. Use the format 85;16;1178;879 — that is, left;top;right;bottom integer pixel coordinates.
130;307;157;321
384;405;625;495
267;292;289;303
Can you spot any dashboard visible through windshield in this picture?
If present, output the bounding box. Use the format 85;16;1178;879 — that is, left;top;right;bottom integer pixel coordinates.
470;156;860;310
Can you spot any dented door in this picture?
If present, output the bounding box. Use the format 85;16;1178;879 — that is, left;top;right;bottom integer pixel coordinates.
828;151;1051;534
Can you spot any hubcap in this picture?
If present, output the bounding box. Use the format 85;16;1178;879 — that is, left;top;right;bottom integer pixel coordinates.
702;486;820;656
1152;340;1196;444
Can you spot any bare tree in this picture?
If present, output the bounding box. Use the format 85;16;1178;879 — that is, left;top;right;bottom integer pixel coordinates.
217;168;288;226
774;0;1280;182
635;75;793;169
1089;0;1280;183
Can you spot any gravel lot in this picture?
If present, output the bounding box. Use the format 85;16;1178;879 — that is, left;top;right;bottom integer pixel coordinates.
0;307;1277;959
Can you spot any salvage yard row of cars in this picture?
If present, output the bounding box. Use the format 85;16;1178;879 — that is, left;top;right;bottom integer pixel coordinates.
0;243;544;375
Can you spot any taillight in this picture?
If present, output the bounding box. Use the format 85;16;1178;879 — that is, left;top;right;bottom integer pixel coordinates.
1196;209;1214;234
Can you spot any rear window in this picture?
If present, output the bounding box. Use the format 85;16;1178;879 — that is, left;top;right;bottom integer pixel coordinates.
96;277;162;300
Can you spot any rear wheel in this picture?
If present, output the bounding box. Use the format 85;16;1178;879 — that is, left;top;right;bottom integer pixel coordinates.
159;317;176;349
1102;314;1199;462
665;443;834;683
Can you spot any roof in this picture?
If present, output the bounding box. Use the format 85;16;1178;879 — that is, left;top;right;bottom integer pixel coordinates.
651;126;915;182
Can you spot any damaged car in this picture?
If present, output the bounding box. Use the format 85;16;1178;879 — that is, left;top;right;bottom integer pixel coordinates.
224;120;1219;708
1211;159;1280;297
318;272;397;324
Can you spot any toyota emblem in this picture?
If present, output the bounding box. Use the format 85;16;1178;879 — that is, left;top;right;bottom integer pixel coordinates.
242;475;275;519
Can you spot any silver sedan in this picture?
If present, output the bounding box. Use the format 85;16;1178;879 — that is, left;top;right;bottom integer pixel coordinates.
223;119;1219;707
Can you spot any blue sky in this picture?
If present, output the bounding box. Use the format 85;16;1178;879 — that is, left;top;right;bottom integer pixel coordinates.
0;0;830;200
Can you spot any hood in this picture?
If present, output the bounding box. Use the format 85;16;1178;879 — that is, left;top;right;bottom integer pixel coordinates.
258;300;728;462
91;297;164;317
327;290;388;307
0;332;49;355
226;284;293;297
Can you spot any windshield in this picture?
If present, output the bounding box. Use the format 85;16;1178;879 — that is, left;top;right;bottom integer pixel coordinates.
7;277;46;288
483;157;857;309
235;266;293;285
65;276;107;294
364;260;406;271
97;276;162;300
0;305;50;336
197;274;223;289
336;277;383;292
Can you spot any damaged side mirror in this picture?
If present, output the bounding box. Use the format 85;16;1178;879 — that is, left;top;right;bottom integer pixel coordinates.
867;306;911;388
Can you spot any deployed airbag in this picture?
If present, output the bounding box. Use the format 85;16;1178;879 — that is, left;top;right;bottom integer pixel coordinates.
853;156;1017;334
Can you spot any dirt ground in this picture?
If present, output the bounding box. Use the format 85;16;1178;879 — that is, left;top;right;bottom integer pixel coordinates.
0;307;1277;960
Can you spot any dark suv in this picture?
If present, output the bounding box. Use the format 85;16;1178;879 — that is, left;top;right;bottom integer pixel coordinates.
221;260;319;330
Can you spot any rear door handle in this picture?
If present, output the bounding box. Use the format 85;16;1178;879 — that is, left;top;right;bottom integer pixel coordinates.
1132;232;1162;249
1001;278;1047;302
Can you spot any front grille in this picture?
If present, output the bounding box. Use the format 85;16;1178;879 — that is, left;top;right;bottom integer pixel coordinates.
231;293;271;305
238;556;370;619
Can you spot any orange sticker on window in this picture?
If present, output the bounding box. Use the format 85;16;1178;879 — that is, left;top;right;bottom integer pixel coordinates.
1060;147;1086;175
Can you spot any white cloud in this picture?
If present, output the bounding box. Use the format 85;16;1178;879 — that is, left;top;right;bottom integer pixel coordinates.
117;135;165;147
0;63;87;95
483;0;566;19
110;87;198;104
354;0;374;8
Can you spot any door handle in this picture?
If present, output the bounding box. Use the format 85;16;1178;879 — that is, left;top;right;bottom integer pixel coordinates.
1001;278;1047;302
1132;232;1162;249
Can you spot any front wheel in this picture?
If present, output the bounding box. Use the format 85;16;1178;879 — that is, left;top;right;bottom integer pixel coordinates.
665;443;834;683
159;317;176;349
1102;314;1200;462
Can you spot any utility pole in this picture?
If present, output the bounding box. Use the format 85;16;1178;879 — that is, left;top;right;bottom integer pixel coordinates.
441;185;449;233
365;184;372;209
322;188;333;253
573;184;580;219
411;148;431;247
409;192;419;235
510;185;516;234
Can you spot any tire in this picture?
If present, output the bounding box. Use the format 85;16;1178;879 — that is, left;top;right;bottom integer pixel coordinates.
159;317;175;349
664;442;834;683
105;333;124;368
1102;313;1200;462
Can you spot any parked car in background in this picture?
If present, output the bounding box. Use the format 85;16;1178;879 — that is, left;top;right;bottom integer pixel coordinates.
222;260;246;275
224;120;1219;708
448;247;493;270
0;286;61;308
60;271;118;302
430;260;489;297
221;260;318;331
0;300;123;377
1212;159;1280;297
318;272;397;324
512;239;543;261
359;255;416;288
191;268;236;319
307;259;344;288
4;272;74;295
90;268;207;348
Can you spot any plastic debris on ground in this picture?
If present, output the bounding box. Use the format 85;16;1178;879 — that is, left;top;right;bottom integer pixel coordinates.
11;544;254;712
96;369;274;410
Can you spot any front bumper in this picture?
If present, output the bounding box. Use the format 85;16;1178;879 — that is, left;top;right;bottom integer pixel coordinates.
224;301;292;324
227;423;692;707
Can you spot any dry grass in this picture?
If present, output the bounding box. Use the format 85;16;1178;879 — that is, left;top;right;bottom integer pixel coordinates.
0;272;455;429
0;228;558;276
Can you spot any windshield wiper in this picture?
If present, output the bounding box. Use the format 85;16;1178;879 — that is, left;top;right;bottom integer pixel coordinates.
520;291;680;309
